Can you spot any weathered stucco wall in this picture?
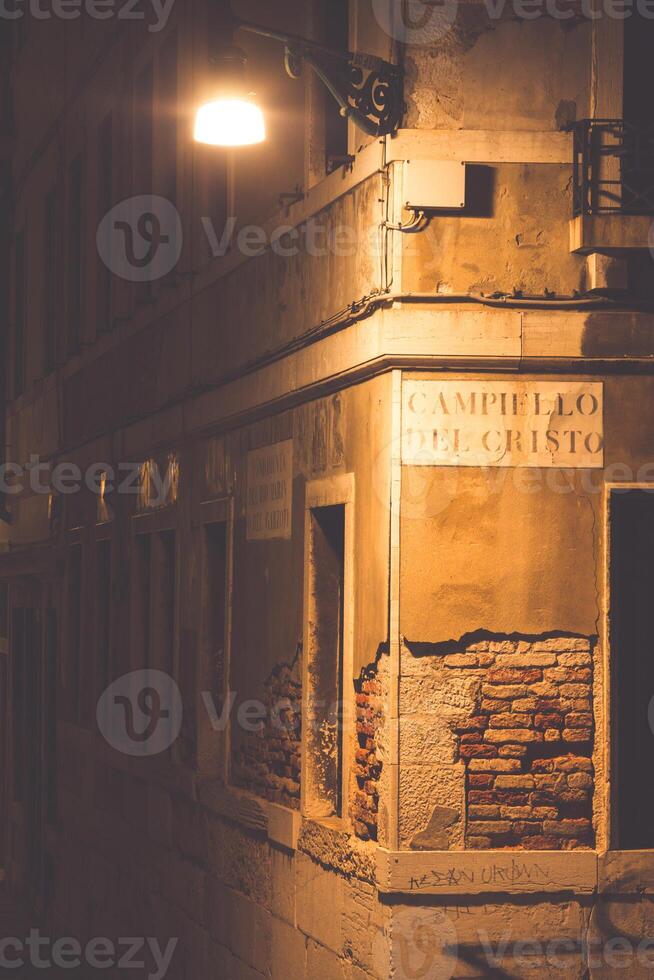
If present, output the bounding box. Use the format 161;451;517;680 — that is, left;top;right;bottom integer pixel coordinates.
404;15;591;131
402;165;586;297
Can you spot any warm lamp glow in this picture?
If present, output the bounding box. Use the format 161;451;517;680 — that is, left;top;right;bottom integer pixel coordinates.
194;98;266;146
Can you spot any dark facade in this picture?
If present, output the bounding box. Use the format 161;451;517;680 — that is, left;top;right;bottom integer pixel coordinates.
2;4;654;978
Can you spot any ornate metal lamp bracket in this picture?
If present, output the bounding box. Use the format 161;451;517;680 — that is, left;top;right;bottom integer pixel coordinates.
236;19;404;138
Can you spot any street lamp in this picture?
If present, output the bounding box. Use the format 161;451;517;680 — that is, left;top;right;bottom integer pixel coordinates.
194;43;266;147
194;10;404;148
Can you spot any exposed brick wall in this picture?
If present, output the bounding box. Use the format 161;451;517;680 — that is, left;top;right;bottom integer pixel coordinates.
232;662;302;810
351;663;383;841
450;636;595;850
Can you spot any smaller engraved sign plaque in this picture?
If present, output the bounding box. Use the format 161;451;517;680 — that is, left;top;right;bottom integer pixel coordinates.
246;440;293;540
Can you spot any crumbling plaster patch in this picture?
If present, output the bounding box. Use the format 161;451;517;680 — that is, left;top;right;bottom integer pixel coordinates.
405;16;589;131
400;633;597;851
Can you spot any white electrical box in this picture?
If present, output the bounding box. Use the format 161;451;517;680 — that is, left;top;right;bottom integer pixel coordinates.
403;159;466;211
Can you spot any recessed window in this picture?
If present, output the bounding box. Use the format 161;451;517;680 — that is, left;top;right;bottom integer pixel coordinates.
67;155;83;353
323;0;349;174
132;528;176;678
95;539;112;696
152;529;176;677
11;609;26;802
134;64;154;305
45;607;58;824
159;33;178;210
205;522;228;714
13;228;26;398
610;487;654;849
43;187;58;372
133;533;152;671
97;113;113;334
306;503;346;818
66;544;83;724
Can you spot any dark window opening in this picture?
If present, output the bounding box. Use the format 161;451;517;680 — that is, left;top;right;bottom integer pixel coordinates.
15;11;29;50
45;608;57;825
67;155;83;353
624;14;654;128
610;488;654;849
622;15;654;210
97;113;113;334
13;228;25;398
0;582;8;640
308;504;345;817
43;187;58;372
159;33;178;210
134;64;154;305
96;539;112;696
323;0;349;175
11;608;26;802
134;533;152;671
153;529;176;677
66;544;82;724
205;522;228;712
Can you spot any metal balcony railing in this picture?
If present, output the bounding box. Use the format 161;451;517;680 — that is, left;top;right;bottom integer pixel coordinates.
572;118;654;217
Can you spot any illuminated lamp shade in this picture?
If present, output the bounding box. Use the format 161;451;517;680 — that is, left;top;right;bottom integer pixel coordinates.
194;97;266;147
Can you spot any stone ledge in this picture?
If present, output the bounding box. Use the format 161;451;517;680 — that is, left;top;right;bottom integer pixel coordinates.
599;851;654;894
376;849;597;895
570;214;652;253
268;802;301;852
197;778;301;852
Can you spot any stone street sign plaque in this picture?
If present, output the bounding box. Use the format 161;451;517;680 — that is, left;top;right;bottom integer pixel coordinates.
402;380;604;468
246;439;293;540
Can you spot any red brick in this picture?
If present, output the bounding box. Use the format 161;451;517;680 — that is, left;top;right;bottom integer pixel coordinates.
543;819;592;837
488;668;542;685
562;728;592;742
460;744;498;760
566;712;593;729
498;745;528;759
534;713;563;730
489;713;532;729
468;791;496;805
519;836;561;850
544;667;592;684
468;774;494;789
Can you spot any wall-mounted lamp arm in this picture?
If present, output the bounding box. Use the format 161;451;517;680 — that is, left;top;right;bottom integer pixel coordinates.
236;19;404;137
